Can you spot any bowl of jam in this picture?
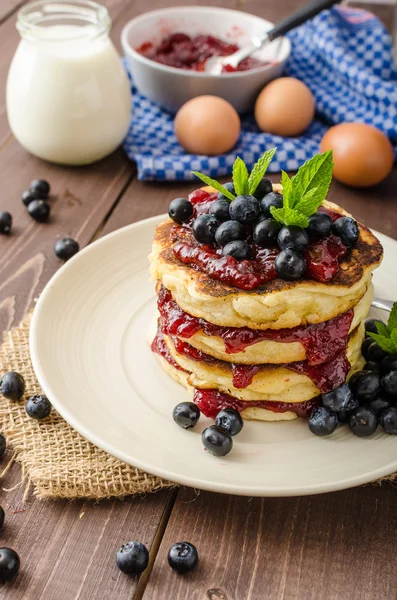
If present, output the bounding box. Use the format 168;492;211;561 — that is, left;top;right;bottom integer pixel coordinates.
121;6;291;113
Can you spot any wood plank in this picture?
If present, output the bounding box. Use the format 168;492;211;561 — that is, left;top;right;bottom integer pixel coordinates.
142;484;397;600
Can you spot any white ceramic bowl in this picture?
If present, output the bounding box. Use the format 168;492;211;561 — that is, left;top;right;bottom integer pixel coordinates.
121;6;291;114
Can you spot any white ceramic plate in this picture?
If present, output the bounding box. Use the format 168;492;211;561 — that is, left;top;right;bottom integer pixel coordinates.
30;216;397;497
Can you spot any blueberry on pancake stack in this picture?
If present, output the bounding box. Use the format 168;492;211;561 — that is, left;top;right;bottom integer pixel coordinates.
150;150;383;422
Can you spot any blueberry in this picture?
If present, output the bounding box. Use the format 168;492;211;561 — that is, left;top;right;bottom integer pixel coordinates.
168;542;198;574
332;217;359;247
368;395;391;417
209;200;230;223
260;192;283;217
0;506;4;529
361;338;374;361
217;181;235;201
25;395;52;420
30;179;50;198
192;215;218;244
365;319;385;335
308;406;338;436
381;370;397;396
307;212;332;238
349;407;377;437
54;238;79;261
253;177;273;200
215;408;243;436
229;195;260;224
253;219;281;247
380;354;397;375
28;199;50;222
0;548;20;581
338;398;360;423
322;383;355;412
116;541;149;575
215;220;245;247
379;407;397;434
22;189;42;206
222;240;252;261
367;342;388;363
278;226;309;252
364;361;380;373
172;402;200;429
275;249;306;281
0;433;5;457
349;370;380;402
0;372;25;401
202;425;233;456
168;198;193;224
0;212;12;234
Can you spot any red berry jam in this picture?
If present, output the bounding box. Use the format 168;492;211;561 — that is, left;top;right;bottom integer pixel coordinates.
158;285;354;366
136;33;267;73
151;325;187;372
305;235;347;283
193;389;319;419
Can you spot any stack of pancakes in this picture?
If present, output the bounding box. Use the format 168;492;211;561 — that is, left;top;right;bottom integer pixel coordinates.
150;194;383;422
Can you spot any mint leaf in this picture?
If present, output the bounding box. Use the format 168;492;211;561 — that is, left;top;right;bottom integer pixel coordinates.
388;302;397;332
232;157;249;196
368;332;397;354
270;206;309;228
280;171;293;200
376;321;390;338
289;150;333;209
248;148;276;195
192;171;235;201
391;329;397;345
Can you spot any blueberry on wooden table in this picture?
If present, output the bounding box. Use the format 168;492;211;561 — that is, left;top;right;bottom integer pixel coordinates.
116;541;149;575
0;211;12;234
0;433;6;457
172;402;200;429
54;238;79;261
0;372;25;401
28;199;50;222
168;542;198;574
22;189;42;206
30;179;50;198
0;548;20;582
215;408;243;436
25;395;52;420
202;425;233;456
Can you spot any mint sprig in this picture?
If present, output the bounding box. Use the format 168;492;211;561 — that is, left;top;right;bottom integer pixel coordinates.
192;172;235;201
232;157;249;195
270;150;334;228
368;303;397;353
247;148;276;195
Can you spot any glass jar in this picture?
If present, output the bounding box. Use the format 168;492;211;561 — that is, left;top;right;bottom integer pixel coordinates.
6;0;131;165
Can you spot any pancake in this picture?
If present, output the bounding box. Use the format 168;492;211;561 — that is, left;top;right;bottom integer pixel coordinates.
163;323;365;402
150;198;383;330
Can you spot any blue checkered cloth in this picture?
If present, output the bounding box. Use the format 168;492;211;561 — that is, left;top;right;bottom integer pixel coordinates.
123;6;397;181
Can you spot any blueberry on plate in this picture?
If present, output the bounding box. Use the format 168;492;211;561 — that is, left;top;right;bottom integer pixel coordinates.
217;181;235;201
0;371;25;401
349;407;377;437
229;195;260;224
253;218;281;248
307;212;332;238
381;354;397;375
278;226;309;252
116;541;149;575
364;361;380;373
25;395;52;420
275;249;306;281
332;216;359;247
367;342;388;363
222;240;252;261
168;542;198;574
30;179;50;198
253;177;273;200
192;215;218;244
361;338;374;361
381;370;397;396
209;199;230;223
349;370;380;402
215;220;245;247
260;192;283;217
379;406;397;434
308;406;338;436
168;198;193;224
0;212;12;235
54;238;79;261
0;548;20;582
0;433;5;457
215;408;243;436
338;398;360;423
368;395;391;417
322;383;355;413
22;189;42;206
28;199;50;222
172;402;200;429
365;318;385;335
202;425;233;456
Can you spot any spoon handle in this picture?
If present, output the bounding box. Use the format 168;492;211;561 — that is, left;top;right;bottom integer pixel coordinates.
371;297;394;313
268;0;341;41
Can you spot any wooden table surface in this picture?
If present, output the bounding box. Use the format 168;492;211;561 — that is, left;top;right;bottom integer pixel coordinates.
1;0;397;598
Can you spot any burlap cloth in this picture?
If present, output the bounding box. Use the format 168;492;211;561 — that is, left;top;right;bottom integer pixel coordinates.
0;312;174;500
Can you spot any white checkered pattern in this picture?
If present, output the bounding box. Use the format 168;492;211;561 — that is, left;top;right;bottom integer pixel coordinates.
123;6;397;181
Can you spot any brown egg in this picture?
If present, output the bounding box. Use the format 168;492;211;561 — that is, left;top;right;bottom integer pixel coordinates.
174;96;240;155
254;77;315;137
321;123;394;187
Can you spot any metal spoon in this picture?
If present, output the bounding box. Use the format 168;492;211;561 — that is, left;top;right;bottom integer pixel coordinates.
371;297;394;313
204;0;341;75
